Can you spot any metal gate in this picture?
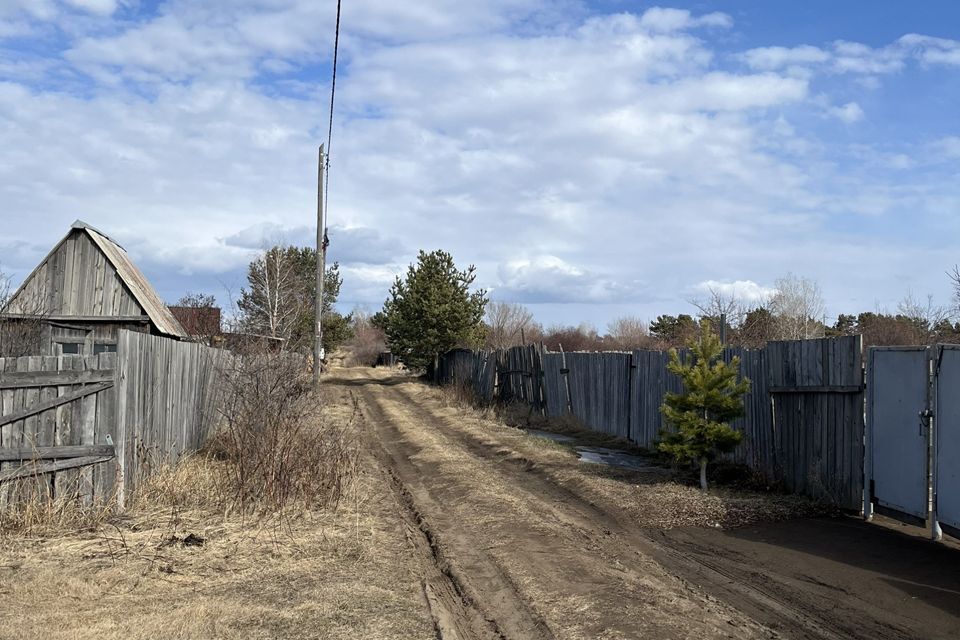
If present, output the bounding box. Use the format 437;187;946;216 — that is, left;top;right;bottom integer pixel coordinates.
865;347;931;522
866;345;960;539
935;346;960;537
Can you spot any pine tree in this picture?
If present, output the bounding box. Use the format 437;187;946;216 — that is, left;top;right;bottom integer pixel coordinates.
381;250;487;369
658;318;750;491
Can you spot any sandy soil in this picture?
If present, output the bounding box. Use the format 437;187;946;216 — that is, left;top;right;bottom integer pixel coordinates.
336;366;960;640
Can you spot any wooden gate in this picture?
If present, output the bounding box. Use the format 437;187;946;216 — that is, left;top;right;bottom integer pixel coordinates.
0;354;117;505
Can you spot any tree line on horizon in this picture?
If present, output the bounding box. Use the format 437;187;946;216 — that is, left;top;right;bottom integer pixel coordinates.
153;245;960;367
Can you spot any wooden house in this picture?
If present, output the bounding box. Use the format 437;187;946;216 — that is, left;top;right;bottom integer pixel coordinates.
0;220;187;356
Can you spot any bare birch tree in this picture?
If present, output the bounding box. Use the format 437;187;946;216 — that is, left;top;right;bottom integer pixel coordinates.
239;247;309;344
769;274;826;340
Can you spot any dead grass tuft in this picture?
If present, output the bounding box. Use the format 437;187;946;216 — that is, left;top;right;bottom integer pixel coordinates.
0;475;117;536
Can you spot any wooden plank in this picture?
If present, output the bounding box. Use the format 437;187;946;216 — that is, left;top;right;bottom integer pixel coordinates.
0;382;113;427
0;368;114;389
0;455;114;483
0;358;14;506
93;352;118;502
0;314;150;323
0;445;116;461
37;356;58;447
769;385;864;394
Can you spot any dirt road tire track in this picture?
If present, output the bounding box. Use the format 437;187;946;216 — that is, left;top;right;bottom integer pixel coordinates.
357;385;555;640
364;377;859;640
338;369;925;639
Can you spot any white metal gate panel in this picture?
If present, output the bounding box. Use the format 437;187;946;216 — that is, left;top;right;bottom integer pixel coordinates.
936;346;960;534
867;347;929;520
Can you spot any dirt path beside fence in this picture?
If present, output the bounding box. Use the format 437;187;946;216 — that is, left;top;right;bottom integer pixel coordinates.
338;366;960;640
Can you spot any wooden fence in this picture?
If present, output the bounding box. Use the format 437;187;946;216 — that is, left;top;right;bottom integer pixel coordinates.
436;335;865;510
115;330;233;505
0;330;232;508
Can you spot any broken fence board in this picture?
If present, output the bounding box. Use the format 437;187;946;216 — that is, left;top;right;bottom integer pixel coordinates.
0;382;114;428
0;445;115;462
0;455;114;483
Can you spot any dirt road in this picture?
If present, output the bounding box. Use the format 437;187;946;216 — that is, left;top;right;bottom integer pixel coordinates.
333;366;960;640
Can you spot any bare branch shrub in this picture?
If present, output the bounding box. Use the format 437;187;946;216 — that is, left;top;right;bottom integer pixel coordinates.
689;285;752;328
213;349;359;513
897;291;954;344
345;308;387;366
606;315;654;350
484;301;541;350
541;323;605;352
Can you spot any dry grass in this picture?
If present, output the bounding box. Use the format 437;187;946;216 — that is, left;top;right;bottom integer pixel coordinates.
0;366;434;640
0;453;434;640
0;476;117;536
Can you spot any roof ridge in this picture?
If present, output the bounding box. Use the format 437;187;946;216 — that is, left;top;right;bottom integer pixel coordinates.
70;220;125;250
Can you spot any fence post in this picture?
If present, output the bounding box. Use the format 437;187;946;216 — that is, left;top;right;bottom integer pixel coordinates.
559;343;573;416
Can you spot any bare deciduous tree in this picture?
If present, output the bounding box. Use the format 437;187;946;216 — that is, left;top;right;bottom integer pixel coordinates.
0;268;46;357
606;315;653;350
239;247;310;345
484;301;540;350
897;291;953;344
689;285;751;328
769;274;826;340
345;308;387;366
948;265;960;317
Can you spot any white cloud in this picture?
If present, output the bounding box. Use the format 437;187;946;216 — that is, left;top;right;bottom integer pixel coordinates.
930;136;960;160
828;101;864;123
695;280;776;304
741;45;830;70
637;7;732;32
1;3;959;322
62;0;118;16
898;33;960;66
494;256;647;304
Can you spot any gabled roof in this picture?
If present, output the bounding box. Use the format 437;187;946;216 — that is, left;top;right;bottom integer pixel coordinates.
5;220;187;339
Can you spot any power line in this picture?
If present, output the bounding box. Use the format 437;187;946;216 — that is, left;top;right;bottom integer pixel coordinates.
324;0;342;202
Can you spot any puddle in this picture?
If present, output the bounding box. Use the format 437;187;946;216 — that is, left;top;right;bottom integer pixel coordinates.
576;447;662;472
523;428;665;472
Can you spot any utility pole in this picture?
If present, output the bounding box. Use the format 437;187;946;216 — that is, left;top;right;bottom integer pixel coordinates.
314;144;325;387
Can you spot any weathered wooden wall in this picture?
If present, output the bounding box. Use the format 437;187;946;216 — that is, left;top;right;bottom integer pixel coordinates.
0;331;232;509
7;229;144;318
436;335;865;510
115;330;232;504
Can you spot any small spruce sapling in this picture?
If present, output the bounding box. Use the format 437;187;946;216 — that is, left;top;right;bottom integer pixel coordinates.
658;319;751;491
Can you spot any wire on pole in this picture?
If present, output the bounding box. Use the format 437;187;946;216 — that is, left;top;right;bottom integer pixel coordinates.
324;0;342;208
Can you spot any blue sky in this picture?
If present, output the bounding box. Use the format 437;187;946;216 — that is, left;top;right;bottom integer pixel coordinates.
1;1;959;330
